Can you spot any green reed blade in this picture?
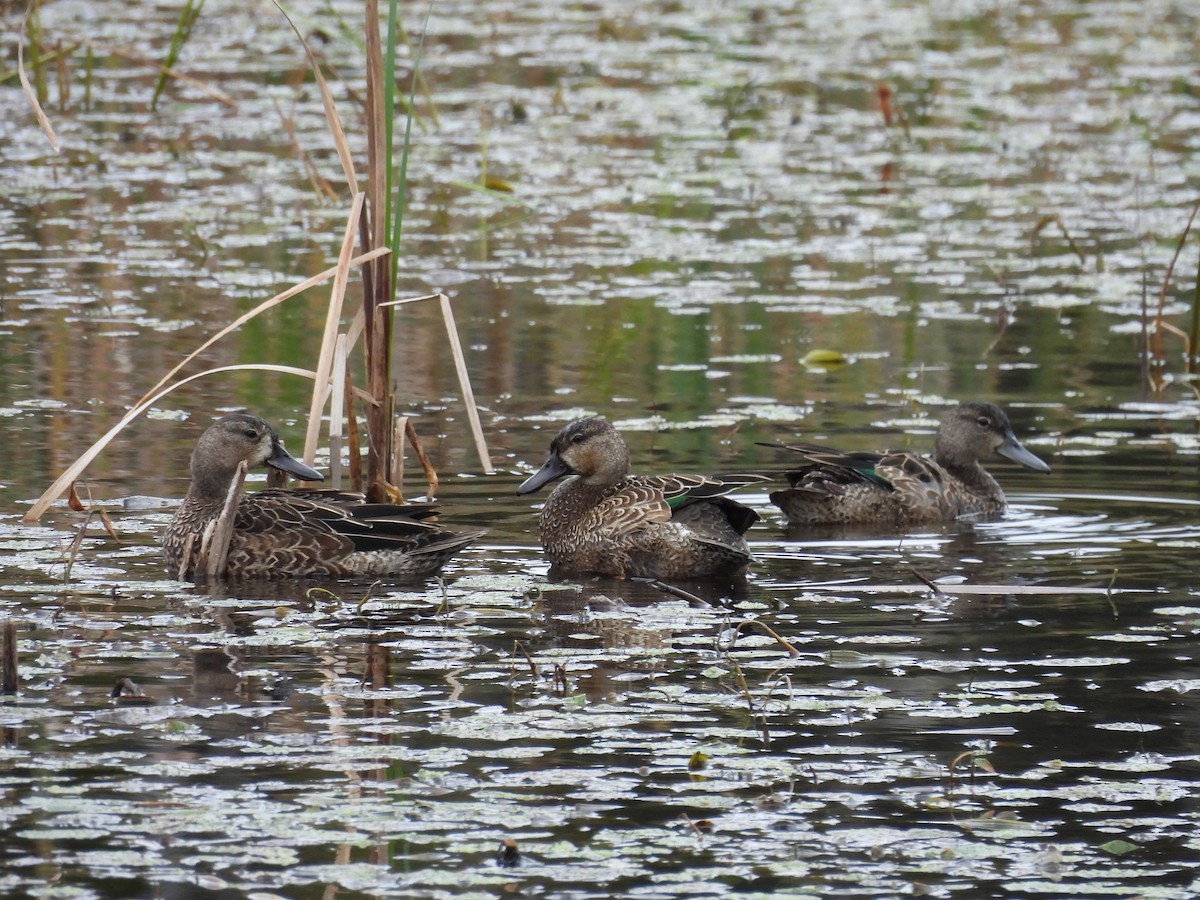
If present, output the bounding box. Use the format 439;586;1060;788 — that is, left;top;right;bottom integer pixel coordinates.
152;0;206;111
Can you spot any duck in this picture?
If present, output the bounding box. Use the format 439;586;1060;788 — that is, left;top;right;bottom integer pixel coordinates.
516;416;770;579
162;413;481;580
761;401;1050;526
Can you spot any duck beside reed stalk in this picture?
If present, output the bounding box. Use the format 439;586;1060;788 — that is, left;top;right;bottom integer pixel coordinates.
762;401;1050;526
163;414;480;580
517;416;770;579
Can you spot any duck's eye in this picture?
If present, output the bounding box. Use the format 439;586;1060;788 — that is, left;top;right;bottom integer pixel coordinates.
243;429;259;440
570;432;587;445
976;417;990;428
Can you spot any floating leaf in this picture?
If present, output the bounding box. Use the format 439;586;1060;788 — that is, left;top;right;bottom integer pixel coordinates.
1099;839;1138;856
802;349;848;369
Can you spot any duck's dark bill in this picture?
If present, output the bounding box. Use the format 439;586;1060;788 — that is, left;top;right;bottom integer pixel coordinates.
517;455;570;495
997;435;1051;473
267;443;324;482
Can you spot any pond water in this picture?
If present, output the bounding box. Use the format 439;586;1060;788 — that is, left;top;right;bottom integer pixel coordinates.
2;0;1199;897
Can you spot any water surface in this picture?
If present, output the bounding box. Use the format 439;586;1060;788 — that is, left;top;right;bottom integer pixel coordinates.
1;0;1199;896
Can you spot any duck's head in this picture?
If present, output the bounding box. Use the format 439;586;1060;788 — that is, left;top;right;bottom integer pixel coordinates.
190;413;324;499
936;402;1050;473
516;415;631;494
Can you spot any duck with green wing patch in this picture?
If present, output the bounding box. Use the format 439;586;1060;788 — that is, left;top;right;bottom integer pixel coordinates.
517;416;769;579
762;401;1050;527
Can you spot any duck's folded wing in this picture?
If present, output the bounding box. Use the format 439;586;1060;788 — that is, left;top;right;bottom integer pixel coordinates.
763;441;895;490
584;482;674;537
873;452;952;511
236;492;466;552
872;451;945;486
648;472;772;505
644;474;764;535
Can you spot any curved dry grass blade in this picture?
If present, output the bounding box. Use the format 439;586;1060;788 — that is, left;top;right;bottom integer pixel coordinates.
23;363;333;525
734;619;800;657
133;246;388;409
18;3;60;152
404;418;438;497
271;0;358;192
303;193;366;465
439;293;494;474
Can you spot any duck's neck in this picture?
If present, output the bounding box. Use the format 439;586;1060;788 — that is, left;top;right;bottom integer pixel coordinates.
936;453;1001;498
189;464;242;504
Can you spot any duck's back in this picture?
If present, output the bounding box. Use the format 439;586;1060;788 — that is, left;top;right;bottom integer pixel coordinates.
538;475;755;579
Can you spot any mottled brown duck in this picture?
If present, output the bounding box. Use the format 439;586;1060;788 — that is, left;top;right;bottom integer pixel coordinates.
516;416;770;579
163;414;480;579
762;401;1051;526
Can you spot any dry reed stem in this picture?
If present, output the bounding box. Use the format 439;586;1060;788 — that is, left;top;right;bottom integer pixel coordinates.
2;620;17;695
1030;214;1085;264
23;363;370;525
271;0;357;191
60;483;119;581
303;194;366;466
344;377;363;489
30;248;386;523
345;305;366;347
203;461;248;579
439;293;495;473
17;4;60;151
730;660;771;750
358;0;405;495
328;334;350;489
380;292;442;307
909;568;946;596
175;533;196;581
